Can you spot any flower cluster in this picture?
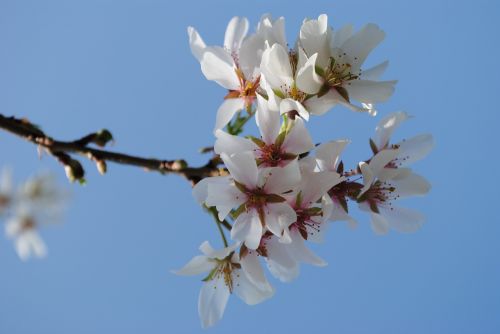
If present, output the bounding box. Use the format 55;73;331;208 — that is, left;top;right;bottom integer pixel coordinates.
0;169;67;260
178;13;434;328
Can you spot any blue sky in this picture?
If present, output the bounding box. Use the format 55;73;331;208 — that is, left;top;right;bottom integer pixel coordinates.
0;0;499;333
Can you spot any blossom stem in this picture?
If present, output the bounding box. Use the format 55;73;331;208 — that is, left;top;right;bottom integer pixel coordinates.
206;206;230;247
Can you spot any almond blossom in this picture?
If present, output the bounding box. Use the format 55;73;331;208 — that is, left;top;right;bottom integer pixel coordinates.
1;172;67;260
195;151;300;249
214;95;314;167
298;14;397;115
181;13;433;327
175;241;273;328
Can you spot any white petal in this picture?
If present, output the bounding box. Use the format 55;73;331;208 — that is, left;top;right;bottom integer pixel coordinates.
257;14;287;49
214;130;255;156
199;241;239;259
370;212;390;235
341;23;385;73
200;47;239;90
358;162;374;197
279;98;310;121
198;277;230;328
282;118;314;155
239;34;265;79
288;229;326;266
220;152;258;188
264;237;299;282
369;149;399;176
332;24;353;49
299;14;330;67
239;251;271;290
15;236;31;261
255;94;281;144
396;134;434;166
361;61;389;81
0;167;13;194
206;181;246;220
260;43;293;89
192;176;229;204
231;212;263;250
380;206;425;233
187;26;207;62
392;172;431;198
300;171;343;205
262;159;301;194
264;202;297;240
304;90;339;116
30;232;47;258
345;79;396;104
174;255;213;276
328;199;358;229
375;111;411;149
296;53;324;94
214;98;245;132
315;140;350;172
234;268;274;305
224;17;249;53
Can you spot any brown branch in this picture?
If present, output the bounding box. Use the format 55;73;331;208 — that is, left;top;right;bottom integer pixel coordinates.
0;114;225;184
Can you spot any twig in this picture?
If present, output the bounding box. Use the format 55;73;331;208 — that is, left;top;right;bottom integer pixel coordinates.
0;114;225;184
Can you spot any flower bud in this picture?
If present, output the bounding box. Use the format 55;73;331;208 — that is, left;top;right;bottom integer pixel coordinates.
96;160;107;175
64;159;85;183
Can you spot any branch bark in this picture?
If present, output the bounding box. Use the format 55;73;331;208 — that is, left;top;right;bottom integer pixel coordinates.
0;114;225;184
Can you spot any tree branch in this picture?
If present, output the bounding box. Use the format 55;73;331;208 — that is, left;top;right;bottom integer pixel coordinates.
0;114;226;184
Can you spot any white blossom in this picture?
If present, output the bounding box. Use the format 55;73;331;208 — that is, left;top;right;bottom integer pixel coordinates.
214;95;314;167
175;241;273;328
298;14;397;116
